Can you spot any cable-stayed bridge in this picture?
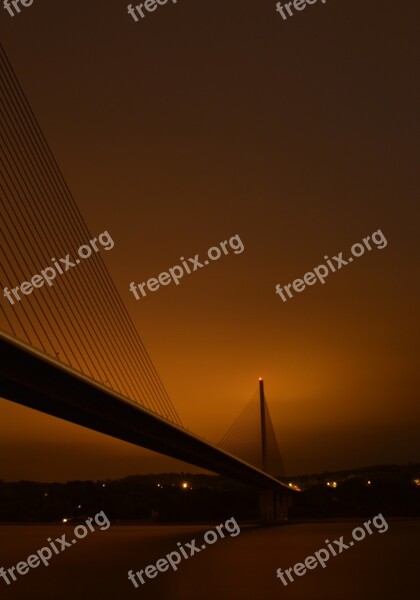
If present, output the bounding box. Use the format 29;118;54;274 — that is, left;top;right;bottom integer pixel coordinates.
0;44;291;522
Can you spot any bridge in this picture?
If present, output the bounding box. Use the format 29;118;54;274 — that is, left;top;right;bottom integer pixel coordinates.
0;43;293;522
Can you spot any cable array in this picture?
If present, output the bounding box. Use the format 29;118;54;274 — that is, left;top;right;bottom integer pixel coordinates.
0;44;182;427
218;388;285;477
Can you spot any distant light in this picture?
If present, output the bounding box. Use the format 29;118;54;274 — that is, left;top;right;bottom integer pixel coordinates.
413;478;420;487
62;518;69;523
181;482;189;490
288;483;293;487
331;482;338;488
77;505;82;509
102;484;106;488
367;480;372;486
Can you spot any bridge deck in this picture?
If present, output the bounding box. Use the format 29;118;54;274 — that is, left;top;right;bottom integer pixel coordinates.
0;332;289;491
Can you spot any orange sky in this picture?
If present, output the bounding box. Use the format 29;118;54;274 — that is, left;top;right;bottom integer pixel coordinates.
0;0;419;481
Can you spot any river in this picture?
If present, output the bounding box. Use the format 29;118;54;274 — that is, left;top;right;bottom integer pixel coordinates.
0;519;417;599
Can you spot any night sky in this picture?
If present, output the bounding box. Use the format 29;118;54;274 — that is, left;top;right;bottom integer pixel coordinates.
0;0;418;481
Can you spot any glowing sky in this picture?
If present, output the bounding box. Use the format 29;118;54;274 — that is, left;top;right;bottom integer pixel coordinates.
0;0;418;481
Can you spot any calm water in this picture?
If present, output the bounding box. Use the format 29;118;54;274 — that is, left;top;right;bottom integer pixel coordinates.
0;520;417;599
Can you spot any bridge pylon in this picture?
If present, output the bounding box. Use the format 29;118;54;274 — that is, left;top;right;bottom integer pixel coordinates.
258;378;290;524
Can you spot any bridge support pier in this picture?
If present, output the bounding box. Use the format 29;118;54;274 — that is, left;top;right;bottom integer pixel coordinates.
259;490;289;524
